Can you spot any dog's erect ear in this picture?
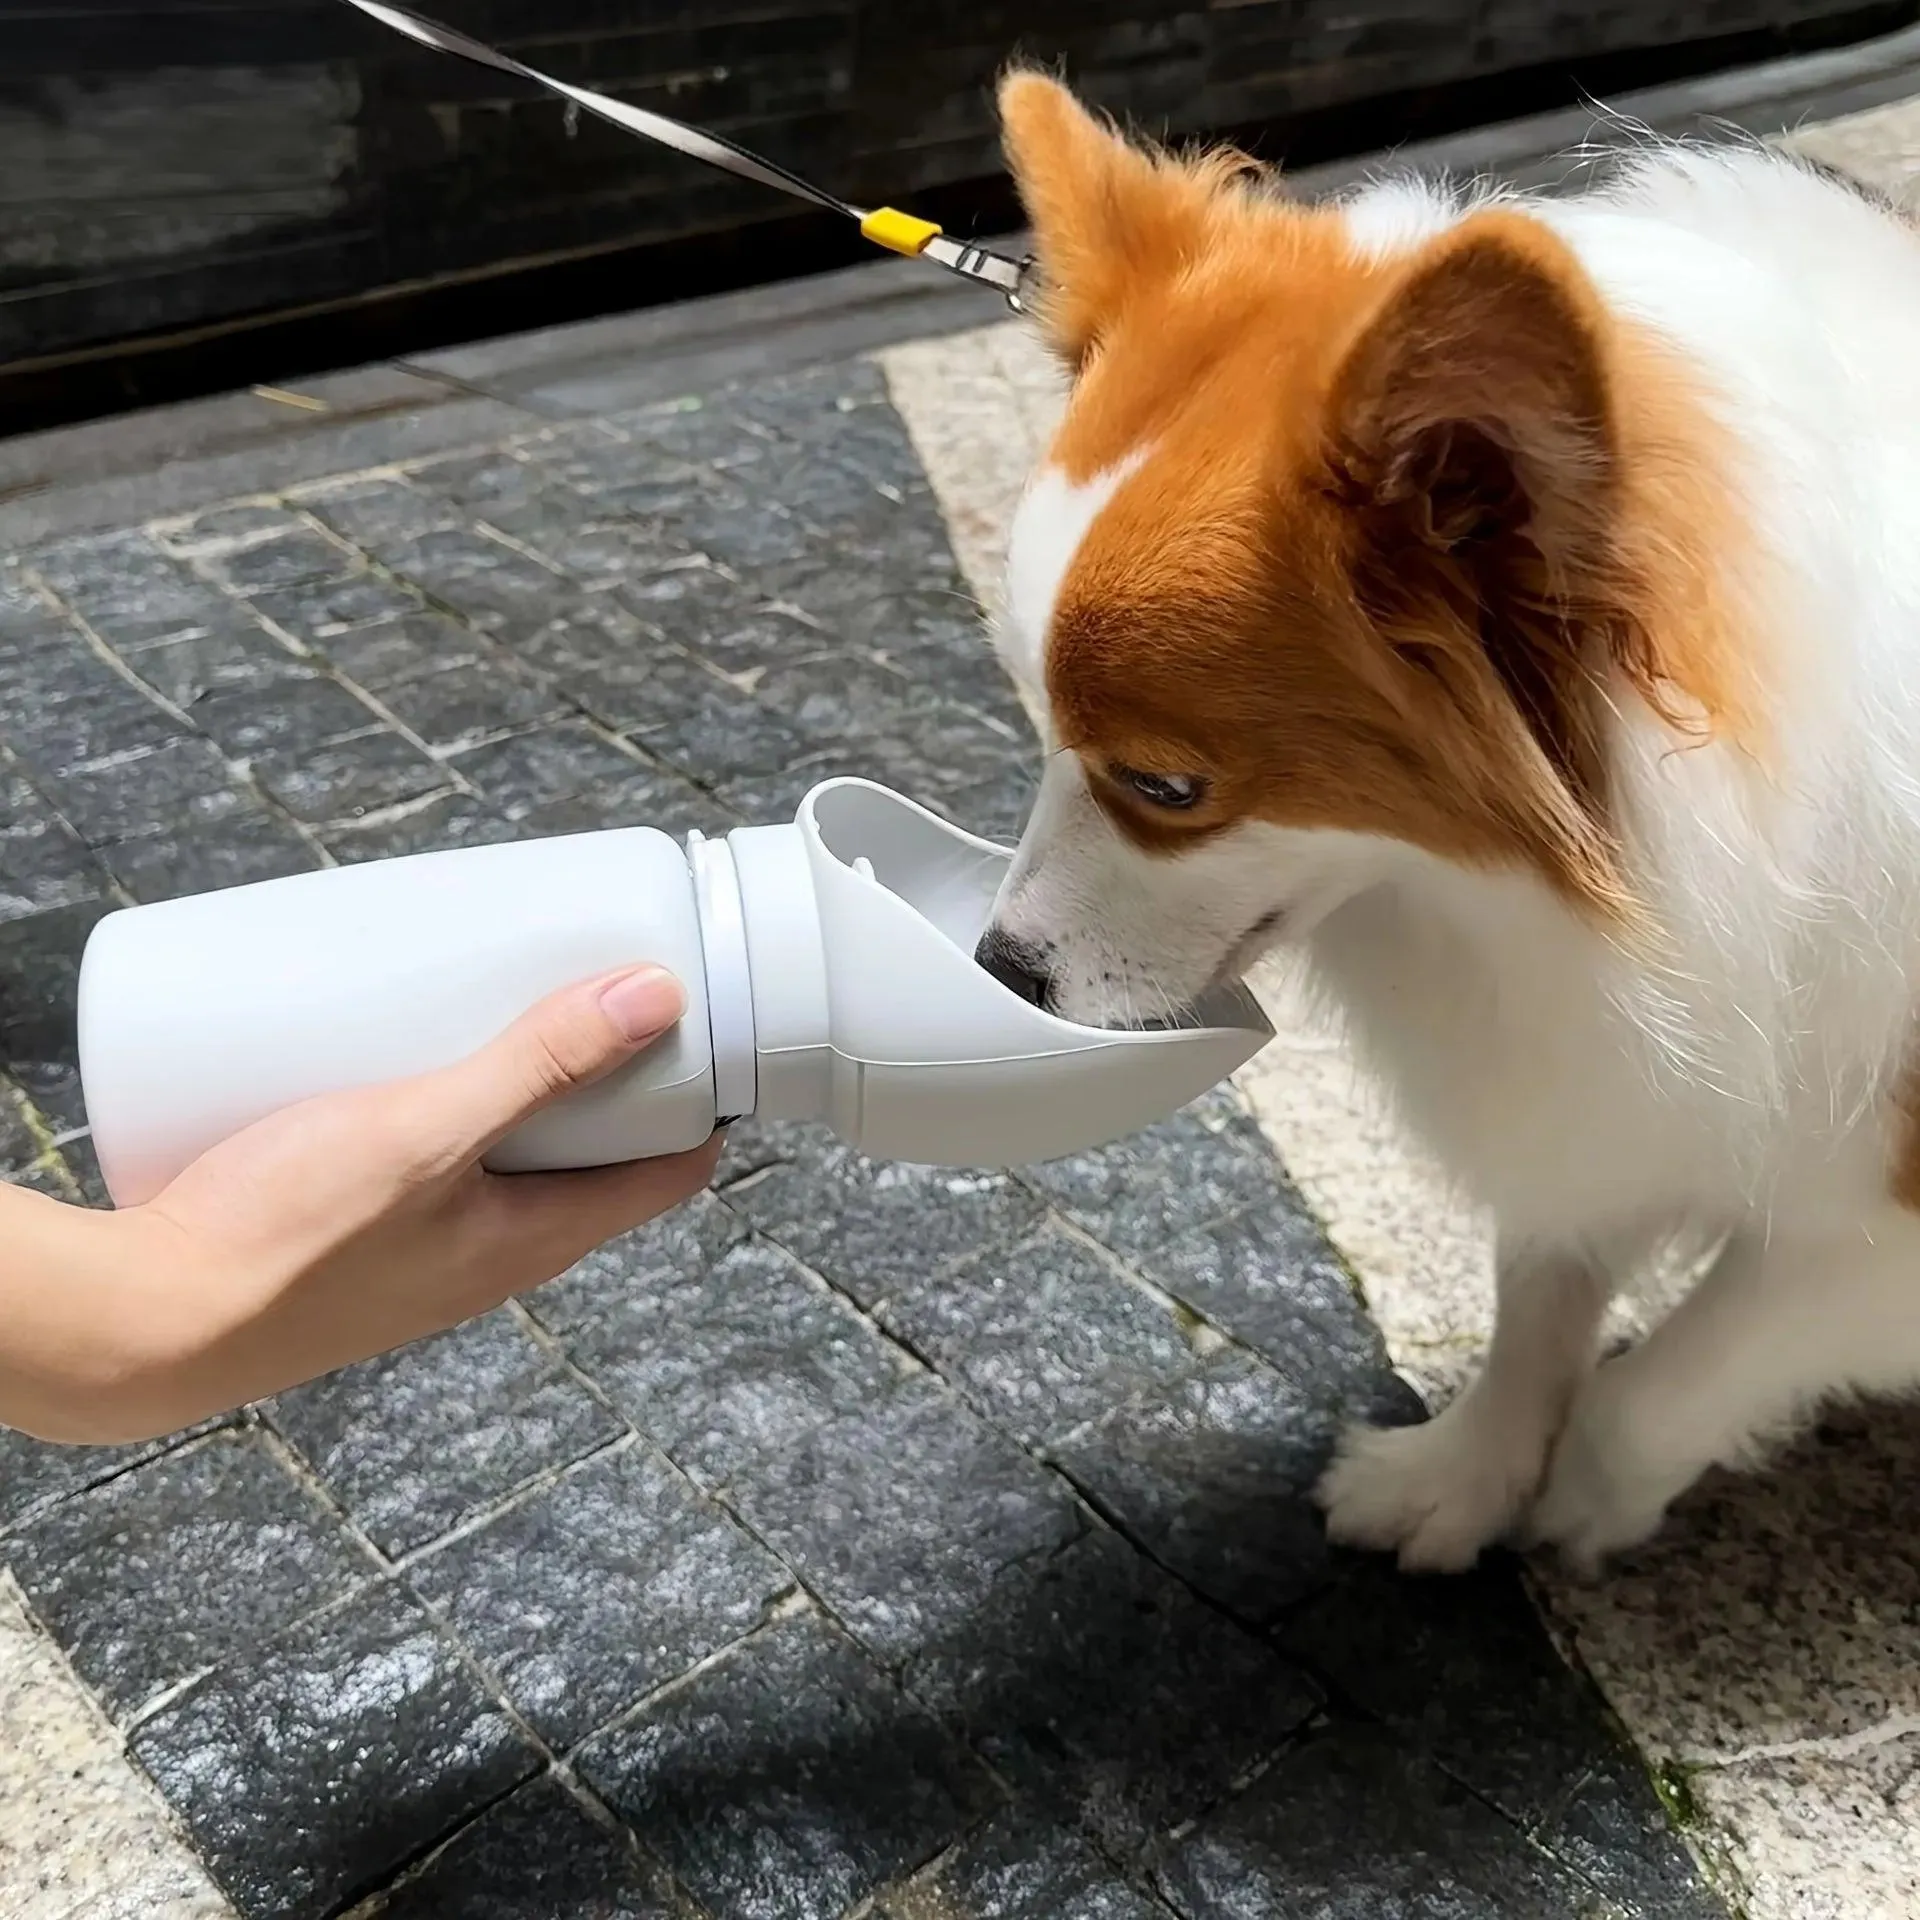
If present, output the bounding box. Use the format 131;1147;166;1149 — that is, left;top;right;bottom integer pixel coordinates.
998;71;1230;366
1325;212;1628;885
1326;213;1613;576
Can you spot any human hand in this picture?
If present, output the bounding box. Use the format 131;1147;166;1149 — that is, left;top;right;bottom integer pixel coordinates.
0;965;721;1444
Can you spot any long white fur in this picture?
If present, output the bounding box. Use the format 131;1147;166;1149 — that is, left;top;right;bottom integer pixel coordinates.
988;144;1920;1570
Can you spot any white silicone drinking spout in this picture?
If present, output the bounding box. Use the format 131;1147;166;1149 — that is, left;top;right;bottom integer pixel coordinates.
77;778;1272;1204
779;780;1270;1163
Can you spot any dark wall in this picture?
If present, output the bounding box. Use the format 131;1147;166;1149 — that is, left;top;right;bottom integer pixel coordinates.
0;0;1898;372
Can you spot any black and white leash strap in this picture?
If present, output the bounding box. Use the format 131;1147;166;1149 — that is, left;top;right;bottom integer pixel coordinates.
340;1;1035;310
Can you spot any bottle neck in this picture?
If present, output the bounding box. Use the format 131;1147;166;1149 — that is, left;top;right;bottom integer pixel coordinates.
687;832;757;1122
720;820;833;1124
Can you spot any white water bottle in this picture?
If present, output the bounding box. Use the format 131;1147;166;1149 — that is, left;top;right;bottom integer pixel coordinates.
77;778;1271;1206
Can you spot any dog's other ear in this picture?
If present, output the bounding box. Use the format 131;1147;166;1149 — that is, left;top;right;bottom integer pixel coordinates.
1325;212;1614;579
998;70;1236;368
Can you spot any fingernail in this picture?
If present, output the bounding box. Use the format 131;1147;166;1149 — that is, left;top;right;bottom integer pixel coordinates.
599;965;684;1042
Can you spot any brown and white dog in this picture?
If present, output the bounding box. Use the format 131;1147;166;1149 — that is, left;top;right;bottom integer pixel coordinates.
976;73;1920;1570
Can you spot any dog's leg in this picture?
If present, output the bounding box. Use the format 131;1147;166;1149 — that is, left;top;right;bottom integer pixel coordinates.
1531;1215;1920;1567
1317;1238;1613;1572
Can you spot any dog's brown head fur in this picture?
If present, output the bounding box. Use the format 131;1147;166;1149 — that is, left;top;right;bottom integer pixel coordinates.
995;73;1750;960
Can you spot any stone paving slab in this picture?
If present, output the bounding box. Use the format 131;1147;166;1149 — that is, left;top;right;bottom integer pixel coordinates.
0;326;1727;1918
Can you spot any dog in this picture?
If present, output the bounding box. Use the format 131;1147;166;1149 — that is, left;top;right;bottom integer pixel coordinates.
975;71;1920;1572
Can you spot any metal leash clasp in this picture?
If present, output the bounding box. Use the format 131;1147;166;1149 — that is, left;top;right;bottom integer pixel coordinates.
919;234;1037;314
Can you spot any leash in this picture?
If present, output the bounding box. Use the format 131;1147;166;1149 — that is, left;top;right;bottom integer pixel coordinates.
340;1;1033;311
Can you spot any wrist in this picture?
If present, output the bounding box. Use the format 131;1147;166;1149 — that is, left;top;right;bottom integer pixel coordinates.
0;1191;206;1445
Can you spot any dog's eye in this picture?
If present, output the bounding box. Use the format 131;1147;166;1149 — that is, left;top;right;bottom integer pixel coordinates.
1115;767;1207;810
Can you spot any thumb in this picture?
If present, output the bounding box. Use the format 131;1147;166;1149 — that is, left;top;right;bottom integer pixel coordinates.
415;964;688;1158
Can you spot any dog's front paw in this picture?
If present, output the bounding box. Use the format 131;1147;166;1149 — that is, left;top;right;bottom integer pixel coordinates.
1525;1378;1673;1573
1316;1399;1547;1573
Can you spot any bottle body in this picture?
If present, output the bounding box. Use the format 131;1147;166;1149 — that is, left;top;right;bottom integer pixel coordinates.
78;777;1274;1205
79;829;715;1206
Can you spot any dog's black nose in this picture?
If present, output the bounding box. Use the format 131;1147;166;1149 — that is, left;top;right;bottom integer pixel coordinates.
974;926;1053;1008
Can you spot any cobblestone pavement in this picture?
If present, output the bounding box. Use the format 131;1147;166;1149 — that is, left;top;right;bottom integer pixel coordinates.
0;342;1737;1918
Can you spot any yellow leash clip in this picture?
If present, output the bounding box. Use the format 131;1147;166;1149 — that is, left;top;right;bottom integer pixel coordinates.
342;1;1034;313
859;209;944;257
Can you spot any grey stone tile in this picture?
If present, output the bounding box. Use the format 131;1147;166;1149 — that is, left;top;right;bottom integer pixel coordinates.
1050;1350;1413;1625
901;628;1027;721
3;1052;88;1140
626;678;826;790
129;1583;538;1920
449;720;654;820
4;1428;367;1721
1021;1092;1283;1259
821;583;989;658
202;529;353;595
563;455;724;525
675;496;820;579
247;570;426;640
375;661;565;750
410;1441;790;1748
545;1232;903;1491
0;1072;41;1172
98;812;320;902
752;443;914;537
610;450;755;519
612;393;780;469
60;1130;110;1207
317;610;483;688
1539;1748;1728;1919
726;1135;1047;1309
609;558;759;651
119;620;308;707
0;771;106;921
1154;1720;1604;1920
720;765;857;829
748;649;920;751
1;1157;72;1197
575;1607;998;1920
269;1308;622;1559
299;476;459;549
1138;1204;1392;1398
253;727;448;823
407;447;552;511
878;1223;1204;1448
1275;1552;1711;1913
185;675;382;759
27;530;214;646
520;623;728;734
510;765;731;842
319;791;521;864
875;1809;1171;1919
0;899;113;1091
155;503;299;550
730;1376;1086;1663
688;606;830;678
907;1529;1320;1868
379;526;569;628
0;1420;218;1535
487;513;683;586
529;1190;752;1338
376;1773;682;1919
727;361;891;445
35;737;240;843
865;727;1038;850
2;644;186;771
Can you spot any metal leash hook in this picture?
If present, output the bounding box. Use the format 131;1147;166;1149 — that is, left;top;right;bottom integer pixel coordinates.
339;0;1035;312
